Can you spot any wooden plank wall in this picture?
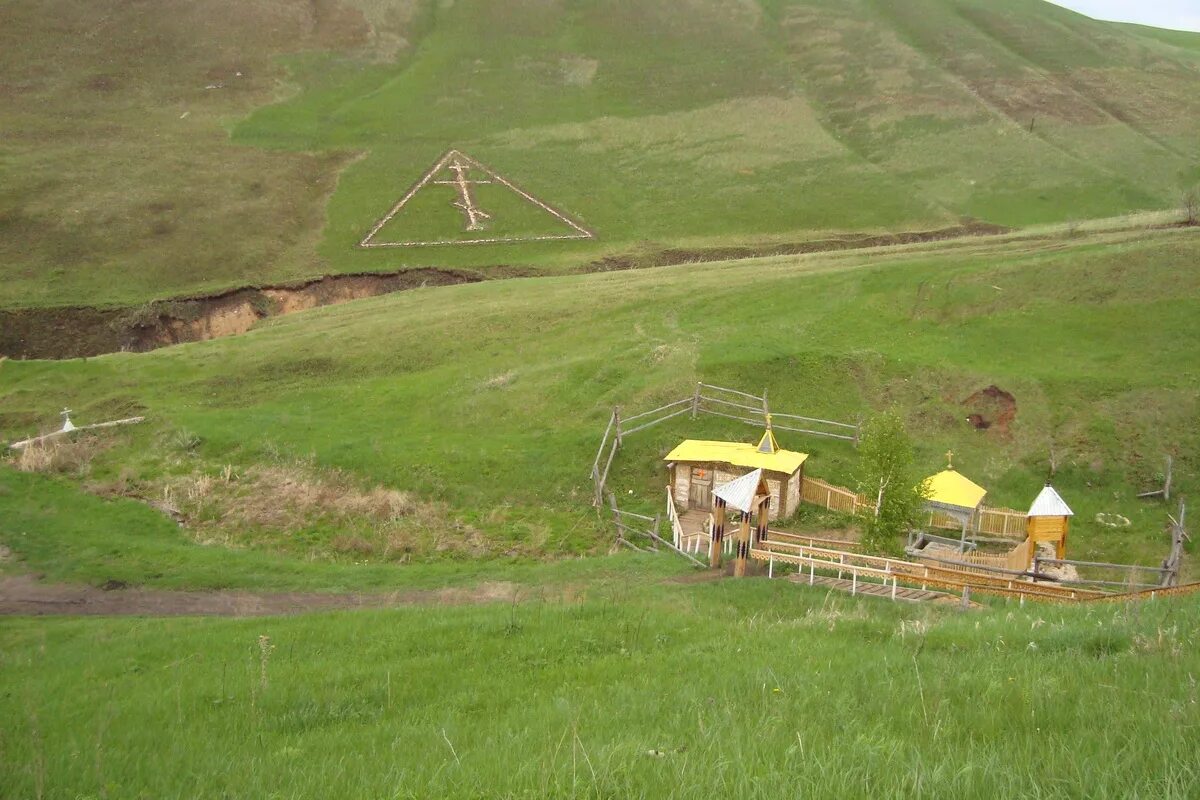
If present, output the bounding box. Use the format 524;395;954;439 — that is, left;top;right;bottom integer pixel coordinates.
801;476;873;515
927;506;1027;539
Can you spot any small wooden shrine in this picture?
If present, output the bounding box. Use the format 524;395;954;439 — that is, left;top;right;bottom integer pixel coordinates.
1026;484;1073;561
664;422;808;521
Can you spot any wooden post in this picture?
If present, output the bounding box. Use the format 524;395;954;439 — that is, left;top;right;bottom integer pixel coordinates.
691;382;701;419
756;495;770;546
960;585;971;610
1164;455;1173;502
607;493;621;545
613;406;623;445
709;497;726;569
733;511;751;577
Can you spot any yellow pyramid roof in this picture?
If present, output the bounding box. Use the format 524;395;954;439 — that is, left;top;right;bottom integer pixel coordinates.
921;469;987;511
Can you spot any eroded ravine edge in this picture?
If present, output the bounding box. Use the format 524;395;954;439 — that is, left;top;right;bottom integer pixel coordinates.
0;268;484;360
1;222;1021;361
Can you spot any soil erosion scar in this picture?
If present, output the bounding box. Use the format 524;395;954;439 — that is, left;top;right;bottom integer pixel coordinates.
963;385;1017;434
0;268;482;360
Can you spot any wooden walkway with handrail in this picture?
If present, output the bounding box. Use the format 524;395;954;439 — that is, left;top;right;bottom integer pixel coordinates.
751;539;1119;604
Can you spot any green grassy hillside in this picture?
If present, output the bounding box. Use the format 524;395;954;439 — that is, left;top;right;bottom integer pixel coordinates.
3;577;1199;799
5;5;1200;798
3;0;1200;307
3;226;1197;581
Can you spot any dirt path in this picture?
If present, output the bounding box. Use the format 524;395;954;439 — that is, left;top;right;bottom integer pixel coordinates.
0;574;523;617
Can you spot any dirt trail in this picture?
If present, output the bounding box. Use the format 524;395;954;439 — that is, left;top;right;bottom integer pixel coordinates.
0;574;522;617
583;221;1009;272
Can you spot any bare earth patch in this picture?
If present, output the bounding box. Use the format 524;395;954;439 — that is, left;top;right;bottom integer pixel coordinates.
0;574;523;617
963;384;1017;434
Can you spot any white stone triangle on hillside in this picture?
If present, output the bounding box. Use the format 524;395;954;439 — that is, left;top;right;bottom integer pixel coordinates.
359;149;595;248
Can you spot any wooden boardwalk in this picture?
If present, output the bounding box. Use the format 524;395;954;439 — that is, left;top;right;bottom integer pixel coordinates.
787;573;952;603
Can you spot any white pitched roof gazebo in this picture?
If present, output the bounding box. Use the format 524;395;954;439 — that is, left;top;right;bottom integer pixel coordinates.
714;468;767;514
708;468;772;576
1028;485;1073;518
1026;484;1073;561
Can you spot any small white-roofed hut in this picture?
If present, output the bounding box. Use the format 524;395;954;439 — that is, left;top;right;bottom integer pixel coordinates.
1026;484;1073;561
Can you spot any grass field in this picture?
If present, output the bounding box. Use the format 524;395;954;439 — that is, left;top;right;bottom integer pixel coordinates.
4;4;1200;797
3;0;1200;307
3;224;1197;583
3;574;1199;799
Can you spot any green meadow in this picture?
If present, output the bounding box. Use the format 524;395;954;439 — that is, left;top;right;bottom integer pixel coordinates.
3;226;1197;582
3;577;1199;799
3;0;1200;306
3;1;1200;797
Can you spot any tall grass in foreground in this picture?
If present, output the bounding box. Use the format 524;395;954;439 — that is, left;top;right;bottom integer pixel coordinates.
2;580;1197;798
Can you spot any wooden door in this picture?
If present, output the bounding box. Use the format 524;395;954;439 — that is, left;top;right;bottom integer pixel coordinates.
690;467;712;509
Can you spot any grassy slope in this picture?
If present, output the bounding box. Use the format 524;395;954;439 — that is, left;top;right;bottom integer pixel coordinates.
3;226;1197;581
2;581;1198;798
3;0;1200;307
0;467;671;592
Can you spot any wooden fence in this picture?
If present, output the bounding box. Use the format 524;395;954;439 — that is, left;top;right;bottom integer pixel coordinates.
606;492;704;567
1161;501;1188;587
927;506;1027;539
797;476;1026;540
591;383;861;507
693;383;860;443
929;538;1032;576
1032;555;1170;591
800;476;875;516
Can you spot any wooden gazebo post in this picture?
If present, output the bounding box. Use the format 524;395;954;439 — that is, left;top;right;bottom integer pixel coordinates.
756;495;770;546
709;497;727;569
733;511;751;577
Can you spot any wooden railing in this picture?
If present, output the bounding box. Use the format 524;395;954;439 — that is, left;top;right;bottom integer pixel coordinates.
766;529;861;551
609;491;704;567
666;486;685;550
755;540;1107;602
1083;581;1200;603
